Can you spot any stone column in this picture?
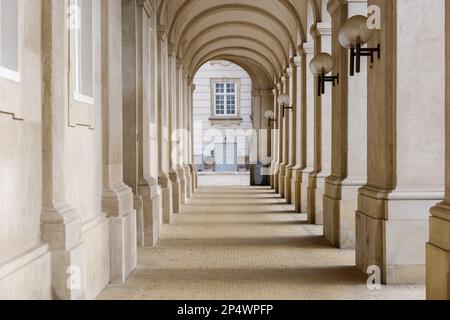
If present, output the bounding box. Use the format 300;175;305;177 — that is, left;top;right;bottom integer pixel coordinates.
40;0;83;299
260;90;274;185
285;66;295;204
324;0;367;249
157;25;173;224
292;55;305;213
134;1;162;247
308;23;332;226
278;76;289;198
270;87;279;190
301;43;316;220
427;0;450;300
356;0;445;284
101;0;136;283
168;44;181;215
176;60;187;204
189;82;198;191
184;75;193;198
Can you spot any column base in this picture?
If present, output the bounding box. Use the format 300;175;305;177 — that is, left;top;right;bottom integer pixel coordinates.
134;195;145;247
278;164;286;198
356;186;443;284
427;204;450;300
273;162;280;193
184;165;192;199
291;168;303;213
102;183;137;283
301;169;313;216
40;205;84;300
189;164;198;193
159;173;173;225
308;173;327;226
109;210;137;284
324;177;363;248
139;181;162;247
169;170;181;214
177;166;187;205
285;166;294;204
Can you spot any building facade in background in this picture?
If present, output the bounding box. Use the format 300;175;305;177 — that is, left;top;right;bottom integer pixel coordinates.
193;61;253;172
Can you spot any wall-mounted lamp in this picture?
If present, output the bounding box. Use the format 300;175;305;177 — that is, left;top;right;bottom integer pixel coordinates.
309;53;339;97
264;110;277;128
338;15;381;76
278;94;292;117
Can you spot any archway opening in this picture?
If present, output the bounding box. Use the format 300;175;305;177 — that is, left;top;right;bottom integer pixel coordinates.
193;60;255;187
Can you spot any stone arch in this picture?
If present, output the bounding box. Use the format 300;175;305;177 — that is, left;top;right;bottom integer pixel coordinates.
178;21;289;63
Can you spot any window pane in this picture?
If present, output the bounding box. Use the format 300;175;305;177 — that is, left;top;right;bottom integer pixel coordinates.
0;0;19;72
227;95;236;115
216;95;224;115
227;83;235;94
216;83;224;94
74;0;94;99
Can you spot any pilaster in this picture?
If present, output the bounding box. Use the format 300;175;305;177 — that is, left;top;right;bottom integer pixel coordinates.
308;22;332;226
427;0;450;300
356;0;445;284
300;42;316;219
157;24;173;224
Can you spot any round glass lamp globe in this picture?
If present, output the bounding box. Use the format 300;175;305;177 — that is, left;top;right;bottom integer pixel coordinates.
264;110;275;120
309;53;333;75
277;94;290;106
338;15;374;49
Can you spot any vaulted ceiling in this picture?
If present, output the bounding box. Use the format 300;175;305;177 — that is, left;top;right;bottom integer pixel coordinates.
157;0;322;89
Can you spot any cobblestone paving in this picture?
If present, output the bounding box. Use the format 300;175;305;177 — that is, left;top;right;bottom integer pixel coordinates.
99;186;425;300
198;173;250;187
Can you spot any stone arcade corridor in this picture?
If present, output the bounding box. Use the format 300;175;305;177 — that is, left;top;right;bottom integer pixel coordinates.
1;0;450;301
98;186;424;300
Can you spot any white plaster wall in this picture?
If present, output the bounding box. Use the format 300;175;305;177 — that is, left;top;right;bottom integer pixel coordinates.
193;61;253;168
0;0;52;299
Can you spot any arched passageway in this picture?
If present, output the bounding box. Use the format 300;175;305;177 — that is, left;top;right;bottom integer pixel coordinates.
0;0;449;301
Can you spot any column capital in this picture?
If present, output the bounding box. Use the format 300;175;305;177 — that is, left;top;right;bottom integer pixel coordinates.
311;22;332;38
299;42;314;55
138;0;154;16
280;76;287;85
285;66;293;77
327;0;347;16
176;58;184;69
157;24;168;41
272;88;277;96
292;55;302;67
260;89;273;97
168;43;177;57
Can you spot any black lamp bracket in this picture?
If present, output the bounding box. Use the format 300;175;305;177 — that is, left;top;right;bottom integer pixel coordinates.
282;105;293;118
350;42;381;76
318;72;340;97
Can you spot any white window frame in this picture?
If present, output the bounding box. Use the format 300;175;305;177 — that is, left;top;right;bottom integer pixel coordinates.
0;0;21;82
212;79;239;117
71;0;94;105
68;0;98;129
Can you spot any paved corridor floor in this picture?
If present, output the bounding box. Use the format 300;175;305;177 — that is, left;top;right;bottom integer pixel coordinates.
99;186;425;300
